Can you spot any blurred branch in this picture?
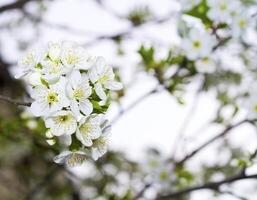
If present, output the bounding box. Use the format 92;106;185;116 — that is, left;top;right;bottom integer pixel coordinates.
0;94;31;106
0;0;36;13
218;190;248;200
176;119;254;165
111;85;162;125
133;183;152;200
83;10;176;47
155;173;257;199
170;79;203;160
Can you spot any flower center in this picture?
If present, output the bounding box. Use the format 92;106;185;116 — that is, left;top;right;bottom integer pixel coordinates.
80;123;93;134
159;171;169;181
67;153;86;166
98;75;110;84
219;3;227;11
239;20;246;28
193;41;201;49
22;53;35;65
254;104;257;112
58;115;69;122
73;88;84;100
47;92;58;104
66;50;80;65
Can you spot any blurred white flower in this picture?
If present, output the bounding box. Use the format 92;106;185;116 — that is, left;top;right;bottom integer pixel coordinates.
48;42;62;61
232;12;251;38
26;71;42;86
25;119;38;130
89;57;123;100
15;49;45;78
30;78;69;116
41;59;67;84
53;150;87;167
66;70;92;117
76;114;104;147
182;28;216;60
195;56;216;73
180;0;201;11
91;124;111;160
45;110;77;136
61;42;92;70
207;0;239;23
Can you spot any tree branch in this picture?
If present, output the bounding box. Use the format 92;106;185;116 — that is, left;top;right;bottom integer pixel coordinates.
0;94;31;106
155;173;257;199
176;119;253;165
0;0;36;13
111;85;162;124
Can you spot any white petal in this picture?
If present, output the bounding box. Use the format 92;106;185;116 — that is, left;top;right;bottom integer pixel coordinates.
104;81;123;90
53;151;71;164
30;101;44;117
70;100;80;117
91;148;101;161
79;99;93;116
76;129;93;147
44;117;54;128
69;70;81;88
95;83;107;100
59;134;72;146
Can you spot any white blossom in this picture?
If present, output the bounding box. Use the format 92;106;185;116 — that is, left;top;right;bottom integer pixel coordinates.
15;41;122;166
61;42;92;70
182;28;216;60
44;110;77;136
76;114;104;147
91;124;111;160
180;0;201;11
66;70;92;117
30;77;69;116
15;49;45;78
195;56;216;73
89;57;123;100
232;12;251;38
53;151;87;167
207;0;240;23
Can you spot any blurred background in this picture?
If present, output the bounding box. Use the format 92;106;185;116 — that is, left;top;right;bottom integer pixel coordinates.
1;0;257;199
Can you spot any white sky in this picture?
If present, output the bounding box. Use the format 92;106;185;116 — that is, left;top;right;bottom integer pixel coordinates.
1;0;257;199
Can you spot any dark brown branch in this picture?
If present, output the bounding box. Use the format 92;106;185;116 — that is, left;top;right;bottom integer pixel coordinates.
0;0;36;13
0;94;31;106
176;119;253;165
155;173;257;199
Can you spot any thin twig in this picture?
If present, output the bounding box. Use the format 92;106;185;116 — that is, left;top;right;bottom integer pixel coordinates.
155;173;257;199
170;80;203;160
111;86;162;124
176;119;253;165
0;94;31;106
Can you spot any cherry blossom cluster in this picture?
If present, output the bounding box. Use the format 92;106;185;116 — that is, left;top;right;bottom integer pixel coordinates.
178;0;257;72
15;42;122;166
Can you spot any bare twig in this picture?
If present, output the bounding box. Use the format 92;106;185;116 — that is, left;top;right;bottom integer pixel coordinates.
111;85;162;124
0;94;31;106
176;119;253;165
170;80;203;160
155;173;257;199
